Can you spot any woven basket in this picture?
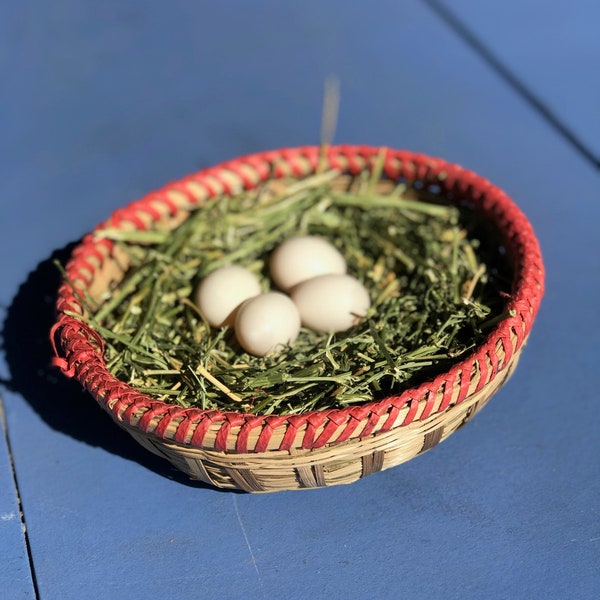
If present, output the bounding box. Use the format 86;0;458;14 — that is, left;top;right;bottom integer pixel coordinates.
51;145;544;492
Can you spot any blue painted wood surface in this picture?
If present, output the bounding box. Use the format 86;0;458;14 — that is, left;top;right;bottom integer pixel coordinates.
428;0;600;166
0;404;35;599
1;1;599;599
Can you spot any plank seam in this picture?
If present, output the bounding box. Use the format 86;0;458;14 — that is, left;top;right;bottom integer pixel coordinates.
0;396;41;600
423;0;600;171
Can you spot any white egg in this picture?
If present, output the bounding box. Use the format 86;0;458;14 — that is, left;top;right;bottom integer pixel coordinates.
290;274;371;333
235;292;301;357
194;265;262;327
269;235;347;292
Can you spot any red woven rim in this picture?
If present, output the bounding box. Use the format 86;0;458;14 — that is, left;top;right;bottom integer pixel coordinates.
52;145;544;453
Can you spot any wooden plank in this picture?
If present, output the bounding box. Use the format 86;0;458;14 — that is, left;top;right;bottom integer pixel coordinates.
1;1;599;599
0;399;36;599
425;0;600;167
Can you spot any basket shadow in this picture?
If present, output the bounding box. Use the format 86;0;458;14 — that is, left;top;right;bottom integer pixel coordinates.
0;243;222;491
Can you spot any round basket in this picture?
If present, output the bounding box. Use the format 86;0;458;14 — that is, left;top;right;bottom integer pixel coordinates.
51;145;544;492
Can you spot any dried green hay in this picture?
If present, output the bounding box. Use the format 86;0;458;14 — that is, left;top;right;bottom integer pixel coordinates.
63;166;511;416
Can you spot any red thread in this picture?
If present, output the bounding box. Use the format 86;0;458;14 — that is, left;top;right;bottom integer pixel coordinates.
401;398;421;426
313;412;348;447
190;411;222;446
254;421;274;453
214;420;231;452
214;413;245;451
475;354;489;393
333;413;363;444
155;410;176;438
138;404;165;432
381;400;404;432
488;346;500;377
236;416;264;453
199;173;220;197
171;180;199;207
174;415;192;444
302;413;330;449
360;408;386;438
419;389;437;420
456;368;472;405
115;391;139;421
278;416;305;451
439;371;457;412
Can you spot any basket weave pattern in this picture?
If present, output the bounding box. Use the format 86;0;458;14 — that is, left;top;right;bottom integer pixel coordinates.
51;146;544;492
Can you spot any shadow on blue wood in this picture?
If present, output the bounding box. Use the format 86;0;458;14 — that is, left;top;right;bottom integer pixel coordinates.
0;244;228;491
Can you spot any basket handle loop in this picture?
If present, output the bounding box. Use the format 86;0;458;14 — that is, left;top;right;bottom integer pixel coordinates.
50;320;76;377
50;317;105;378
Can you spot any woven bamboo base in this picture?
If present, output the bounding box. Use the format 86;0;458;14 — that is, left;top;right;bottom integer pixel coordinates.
52;145;544;492
118;348;520;492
